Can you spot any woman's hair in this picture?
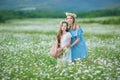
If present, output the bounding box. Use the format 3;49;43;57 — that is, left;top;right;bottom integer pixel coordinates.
70;16;77;30
56;21;69;48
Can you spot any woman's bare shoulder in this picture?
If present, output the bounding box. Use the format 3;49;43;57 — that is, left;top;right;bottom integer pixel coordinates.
76;24;81;29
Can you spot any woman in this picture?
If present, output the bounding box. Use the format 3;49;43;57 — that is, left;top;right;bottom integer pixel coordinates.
65;12;88;61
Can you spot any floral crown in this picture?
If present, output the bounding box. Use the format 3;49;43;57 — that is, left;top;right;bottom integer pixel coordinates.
59;20;69;28
65;12;77;18
60;20;68;25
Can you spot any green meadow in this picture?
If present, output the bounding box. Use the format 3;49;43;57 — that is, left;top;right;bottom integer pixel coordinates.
0;17;120;80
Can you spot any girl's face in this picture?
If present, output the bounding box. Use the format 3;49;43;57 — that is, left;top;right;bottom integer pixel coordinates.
66;16;74;25
61;23;67;31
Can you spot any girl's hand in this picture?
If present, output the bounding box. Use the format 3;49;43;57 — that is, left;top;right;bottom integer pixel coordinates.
57;48;63;52
53;51;58;58
53;54;58;58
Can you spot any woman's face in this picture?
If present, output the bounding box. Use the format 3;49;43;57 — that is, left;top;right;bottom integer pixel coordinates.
61;23;67;31
66;16;74;25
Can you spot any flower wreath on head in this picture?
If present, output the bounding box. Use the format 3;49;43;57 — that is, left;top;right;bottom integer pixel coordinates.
65;12;77;18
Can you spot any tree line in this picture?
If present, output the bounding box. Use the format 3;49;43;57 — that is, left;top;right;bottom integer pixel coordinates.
0;9;120;23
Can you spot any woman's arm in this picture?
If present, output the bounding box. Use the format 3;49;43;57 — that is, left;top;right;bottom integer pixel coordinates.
70;25;80;47
71;38;80;47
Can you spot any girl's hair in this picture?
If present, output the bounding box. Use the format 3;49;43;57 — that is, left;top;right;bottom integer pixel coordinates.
56;21;69;48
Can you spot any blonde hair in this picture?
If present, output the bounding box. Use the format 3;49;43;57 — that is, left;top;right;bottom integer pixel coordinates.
66;12;77;30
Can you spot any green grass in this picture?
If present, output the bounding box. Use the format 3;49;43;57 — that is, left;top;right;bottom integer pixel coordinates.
78;16;120;24
0;29;57;35
0;18;120;80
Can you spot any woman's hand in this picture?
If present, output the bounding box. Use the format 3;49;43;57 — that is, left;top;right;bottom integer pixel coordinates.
67;44;72;48
70;38;80;47
70;45;73;48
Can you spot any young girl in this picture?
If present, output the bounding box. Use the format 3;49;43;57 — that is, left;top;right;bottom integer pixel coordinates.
53;21;72;64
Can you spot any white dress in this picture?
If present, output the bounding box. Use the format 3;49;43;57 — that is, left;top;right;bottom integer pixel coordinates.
57;32;72;65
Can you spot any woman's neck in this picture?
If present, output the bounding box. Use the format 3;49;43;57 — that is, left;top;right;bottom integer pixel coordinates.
69;24;73;29
69;24;72;26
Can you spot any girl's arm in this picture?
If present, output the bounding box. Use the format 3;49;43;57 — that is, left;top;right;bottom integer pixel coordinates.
54;41;59;57
62;37;71;49
57;37;71;52
65;37;71;48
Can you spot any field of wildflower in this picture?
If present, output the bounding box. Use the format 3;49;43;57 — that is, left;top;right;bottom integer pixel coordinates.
0;17;120;80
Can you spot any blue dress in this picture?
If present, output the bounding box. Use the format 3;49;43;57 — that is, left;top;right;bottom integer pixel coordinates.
69;27;88;61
